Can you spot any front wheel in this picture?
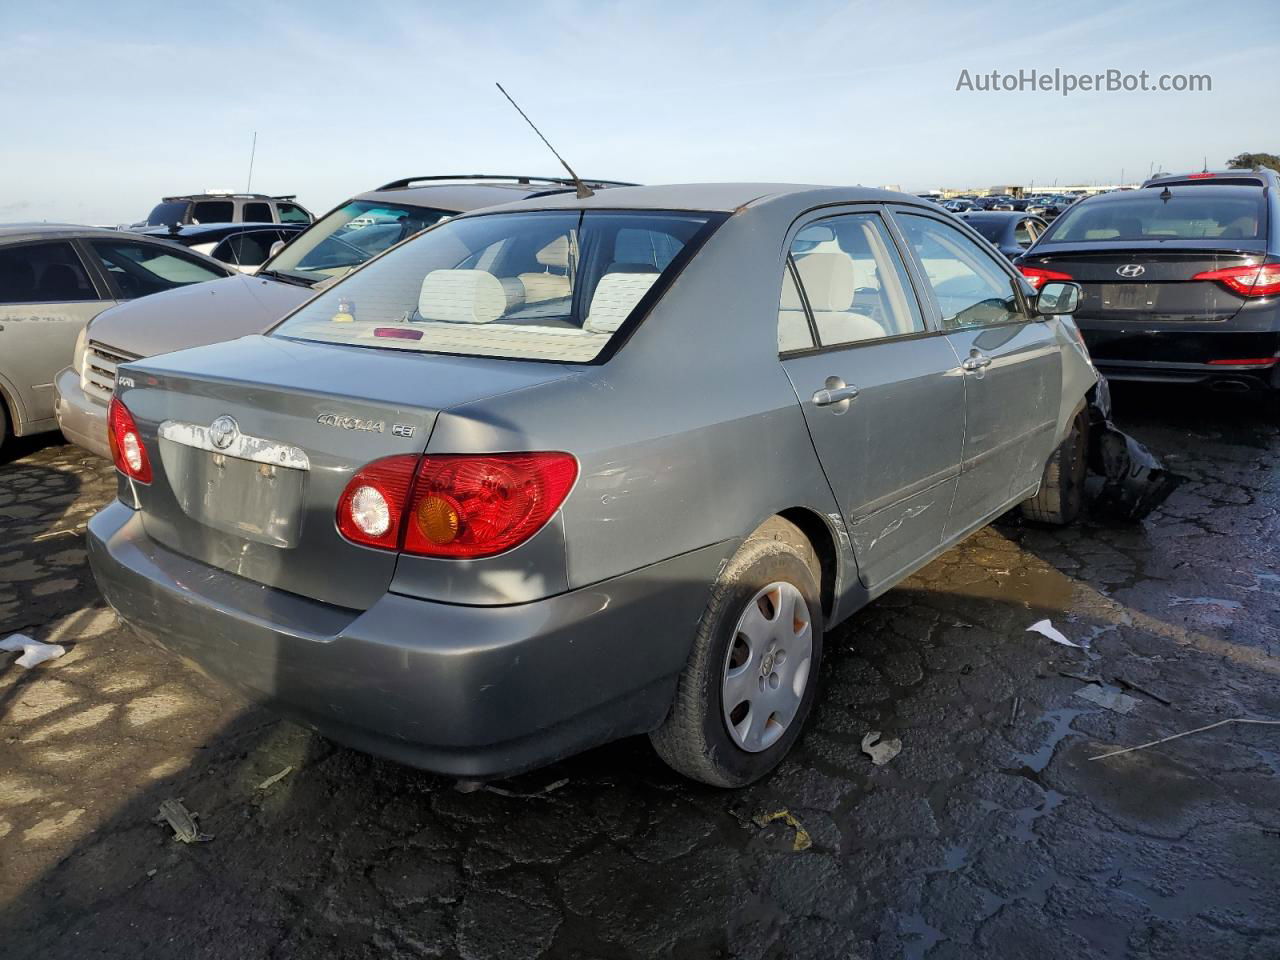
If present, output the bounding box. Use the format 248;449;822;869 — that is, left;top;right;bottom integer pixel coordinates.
650;518;824;787
1020;409;1088;525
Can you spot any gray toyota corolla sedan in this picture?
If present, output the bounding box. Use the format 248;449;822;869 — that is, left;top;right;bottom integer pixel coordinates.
87;183;1095;786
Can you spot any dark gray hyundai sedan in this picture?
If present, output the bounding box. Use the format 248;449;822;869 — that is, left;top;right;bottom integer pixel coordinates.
88;183;1097;786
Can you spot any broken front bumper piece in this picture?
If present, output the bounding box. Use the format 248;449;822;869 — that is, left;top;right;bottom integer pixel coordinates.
1086;379;1182;521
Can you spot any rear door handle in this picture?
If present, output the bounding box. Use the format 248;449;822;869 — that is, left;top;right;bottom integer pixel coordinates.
961;352;992;372
812;378;860;407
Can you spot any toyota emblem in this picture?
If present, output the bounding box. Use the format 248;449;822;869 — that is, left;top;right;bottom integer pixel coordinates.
1116;263;1146;278
209;416;239;450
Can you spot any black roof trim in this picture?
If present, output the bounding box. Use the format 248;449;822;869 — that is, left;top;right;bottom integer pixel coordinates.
375;174;639;191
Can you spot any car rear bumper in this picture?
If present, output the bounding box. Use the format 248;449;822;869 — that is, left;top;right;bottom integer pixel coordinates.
1079;325;1280;390
53;366;111;458
87;500;725;779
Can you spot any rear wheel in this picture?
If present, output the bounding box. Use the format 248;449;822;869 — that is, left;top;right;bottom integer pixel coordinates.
0;399;9;457
650;518;824;787
1021;409;1088;525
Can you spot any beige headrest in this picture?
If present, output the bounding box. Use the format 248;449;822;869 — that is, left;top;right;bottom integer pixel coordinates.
584;272;658;333
535;236;571;269
418;270;520;324
794;252;855;312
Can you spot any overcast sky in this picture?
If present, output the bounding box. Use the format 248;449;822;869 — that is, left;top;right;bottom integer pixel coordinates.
3;0;1276;224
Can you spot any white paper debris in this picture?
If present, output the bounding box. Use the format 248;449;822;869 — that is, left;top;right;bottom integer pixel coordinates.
1075;684;1139;714
1026;619;1083;648
861;731;903;766
0;634;67;668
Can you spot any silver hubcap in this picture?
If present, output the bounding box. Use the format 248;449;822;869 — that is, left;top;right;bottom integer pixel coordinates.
721;581;813;753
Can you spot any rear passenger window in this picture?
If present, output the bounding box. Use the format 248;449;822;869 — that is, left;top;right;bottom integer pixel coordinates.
778;264;814;352
276;202;311;224
1014;220;1035;247
0;241;96;303
242;202;272;222
191;200;234;223
90;240;225;298
787;213;925;347
896;214;1022;330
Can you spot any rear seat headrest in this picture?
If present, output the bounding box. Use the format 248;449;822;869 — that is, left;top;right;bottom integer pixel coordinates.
793;252;855;312
418;269;523;324
585;270;659;334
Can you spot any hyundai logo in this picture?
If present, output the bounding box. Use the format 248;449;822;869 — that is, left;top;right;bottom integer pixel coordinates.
209;415;239;450
1116;263;1146;278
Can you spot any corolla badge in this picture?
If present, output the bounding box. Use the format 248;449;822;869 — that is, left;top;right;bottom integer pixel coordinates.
316;413;385;433
1116;263;1146;278
209;415;239;450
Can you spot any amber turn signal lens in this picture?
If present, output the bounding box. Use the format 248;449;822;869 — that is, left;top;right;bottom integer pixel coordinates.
416;495;461;544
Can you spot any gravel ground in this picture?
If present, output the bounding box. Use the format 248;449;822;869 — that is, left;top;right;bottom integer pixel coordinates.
0;384;1277;960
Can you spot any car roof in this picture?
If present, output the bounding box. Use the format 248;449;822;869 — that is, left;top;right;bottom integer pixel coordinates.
139;222;307;239
1143;169;1277;188
1073;183;1265;204
447;182;926;216
960;210;1036;220
159;193;295;202
0;223;151;243
351;175;639;215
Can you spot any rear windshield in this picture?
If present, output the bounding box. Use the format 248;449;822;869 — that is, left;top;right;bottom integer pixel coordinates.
964;219;1005;243
263;200;453;284
145;201;189;227
1044;193;1265;243
271;210;718;363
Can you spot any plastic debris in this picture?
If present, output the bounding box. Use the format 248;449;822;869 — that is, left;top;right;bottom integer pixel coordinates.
254;765;294;791
861;731;903;765
1091;717;1280;761
753;809;813;851
153;798;212;843
1113;676;1172;706
1074;684;1139;714
0;634;67;668
453;777;569;798
1026;619;1083;648
1085;381;1182;521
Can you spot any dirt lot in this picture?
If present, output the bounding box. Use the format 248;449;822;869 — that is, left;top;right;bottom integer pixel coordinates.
1;384;1277;960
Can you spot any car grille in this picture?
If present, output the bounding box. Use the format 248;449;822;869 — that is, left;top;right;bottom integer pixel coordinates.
81;341;140;406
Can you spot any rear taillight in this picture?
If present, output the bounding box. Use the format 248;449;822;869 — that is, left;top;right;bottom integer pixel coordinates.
336;452;578;559
1018;265;1074;289
107;396;152;484
1192;264;1280;298
336;455;419;550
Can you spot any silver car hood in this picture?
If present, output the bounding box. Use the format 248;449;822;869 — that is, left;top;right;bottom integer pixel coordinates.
86;274;314;358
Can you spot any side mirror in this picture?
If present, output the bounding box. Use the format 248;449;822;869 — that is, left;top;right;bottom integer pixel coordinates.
1036;280;1082;316
267;240;286;260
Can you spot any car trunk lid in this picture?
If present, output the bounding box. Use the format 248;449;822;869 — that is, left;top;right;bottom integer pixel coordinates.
118;335;574;610
1024;242;1264;323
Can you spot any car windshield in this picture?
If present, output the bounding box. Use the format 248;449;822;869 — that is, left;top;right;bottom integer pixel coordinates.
263;200;455;283
1045;193;1266;243
145;201;189;227
272;209;719;363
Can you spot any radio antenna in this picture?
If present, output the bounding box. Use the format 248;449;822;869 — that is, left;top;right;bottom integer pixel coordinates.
495;82;594;199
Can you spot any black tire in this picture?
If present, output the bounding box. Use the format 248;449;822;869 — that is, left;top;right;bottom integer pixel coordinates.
650;517;824;787
1021;408;1088;525
0;398;8;456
